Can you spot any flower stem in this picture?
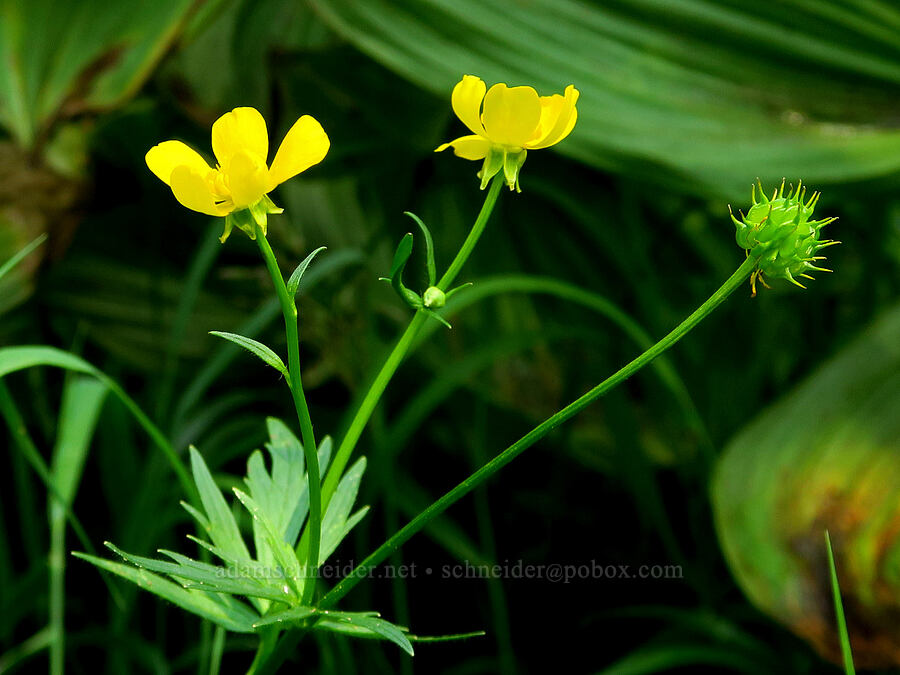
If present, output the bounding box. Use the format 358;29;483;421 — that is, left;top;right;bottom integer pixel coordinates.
254;256;755;674
319;255;756;607
254;228;321;604
315;176;504;522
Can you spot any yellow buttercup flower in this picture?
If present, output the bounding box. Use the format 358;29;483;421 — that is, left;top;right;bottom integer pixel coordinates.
146;107;329;242
436;75;579;192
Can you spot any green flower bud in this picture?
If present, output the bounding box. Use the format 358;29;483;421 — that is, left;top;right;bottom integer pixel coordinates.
423;286;446;308
730;180;838;296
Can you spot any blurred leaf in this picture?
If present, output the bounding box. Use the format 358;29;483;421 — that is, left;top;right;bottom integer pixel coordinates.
310;0;900;198
0;234;46;283
713;302;900;668
596;642;762;674
0;0;195;146
49;376;107;507
0;346;193;497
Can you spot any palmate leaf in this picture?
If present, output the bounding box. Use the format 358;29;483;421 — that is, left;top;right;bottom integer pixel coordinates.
245;420;334;571
309;0;900;198
78;418;387;647
104;543;290;603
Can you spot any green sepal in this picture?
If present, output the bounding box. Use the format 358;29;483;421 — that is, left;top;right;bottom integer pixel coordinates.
404;212;436;286
502;148;527;192
479;147;505;190
423;308;451;329
220;195;284;243
444;282;473;301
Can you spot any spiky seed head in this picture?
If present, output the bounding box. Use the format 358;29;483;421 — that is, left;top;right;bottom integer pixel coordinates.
731;179;838;293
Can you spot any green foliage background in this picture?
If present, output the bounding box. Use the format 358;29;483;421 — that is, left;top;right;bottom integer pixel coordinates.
1;0;899;672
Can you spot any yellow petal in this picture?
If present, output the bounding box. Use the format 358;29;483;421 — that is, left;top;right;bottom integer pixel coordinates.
481;83;542;147
267;115;330;188
211;107;268;167
435;134;491;161
145;141;213;186
530;95;565;144
224;149;270;209
170;165;231;216
451;75;487;136
527;85;579;149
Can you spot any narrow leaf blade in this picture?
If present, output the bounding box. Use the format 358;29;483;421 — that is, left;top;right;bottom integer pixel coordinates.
287;246;327;297
209;332;288;377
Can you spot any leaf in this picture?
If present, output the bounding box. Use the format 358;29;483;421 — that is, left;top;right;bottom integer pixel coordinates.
48;375;108;670
389;232;414;280
316;611;414;656
404;212;435;286
105;543;289;602
252;605;317;629
173;249;363;427
49;377;107;507
244;422;333;567
382;233;423;309
594;643;764;674
73;552;258;633
233;489;304;598
310;0;900;198
0;0;195;147
0;234;46;283
825;531;857;675
0;346;193;498
713;302;900;661
286;246;327;298
188;447;252;563
208;332;288;378
319;457;368;564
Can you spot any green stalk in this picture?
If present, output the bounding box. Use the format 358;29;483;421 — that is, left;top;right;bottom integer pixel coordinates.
254;228;320;603
317;176;504;517
320;256;755;607
255;256;755;673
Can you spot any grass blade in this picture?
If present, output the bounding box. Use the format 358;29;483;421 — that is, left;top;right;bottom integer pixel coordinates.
826;531;857;675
